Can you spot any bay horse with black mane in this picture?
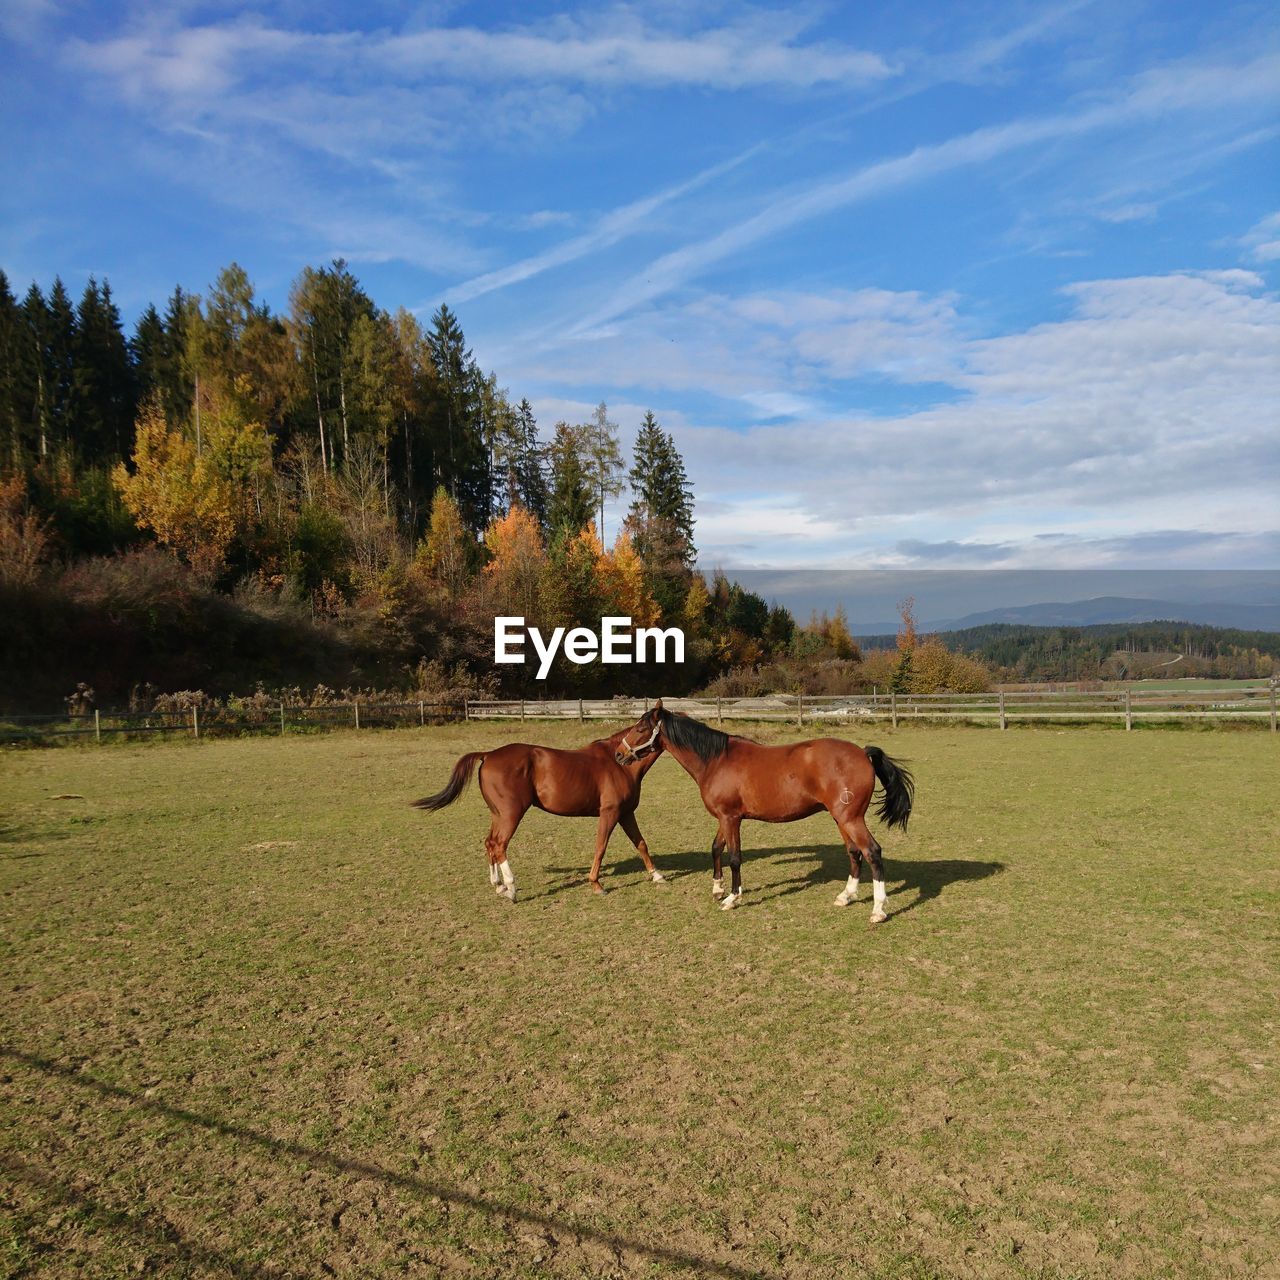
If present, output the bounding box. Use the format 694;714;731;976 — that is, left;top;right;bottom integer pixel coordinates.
617;700;914;921
412;722;666;902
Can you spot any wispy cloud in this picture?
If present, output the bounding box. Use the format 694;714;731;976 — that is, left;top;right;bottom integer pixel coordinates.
65;11;896;102
561;51;1280;336
445;145;761;305
1240;210;1280;263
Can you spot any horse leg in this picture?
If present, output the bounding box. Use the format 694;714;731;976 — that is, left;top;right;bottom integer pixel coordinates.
487;808;524;903
834;841;864;907
710;832;725;898
619;811;664;883
720;816;744;911
588;807;621;895
841;814;888;923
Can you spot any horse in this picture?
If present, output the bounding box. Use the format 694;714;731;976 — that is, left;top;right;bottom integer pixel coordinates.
617;700;914;921
412;721;667;902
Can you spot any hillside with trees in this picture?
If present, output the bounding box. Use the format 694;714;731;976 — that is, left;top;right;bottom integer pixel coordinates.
1;260;853;710
856;621;1278;683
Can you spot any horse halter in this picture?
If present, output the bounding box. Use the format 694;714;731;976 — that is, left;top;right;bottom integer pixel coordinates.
617;721;661;763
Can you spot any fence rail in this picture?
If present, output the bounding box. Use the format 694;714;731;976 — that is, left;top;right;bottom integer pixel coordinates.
3;685;1276;745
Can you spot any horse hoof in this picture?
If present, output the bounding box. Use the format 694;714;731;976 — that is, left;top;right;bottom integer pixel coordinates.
834;891;852;907
651;871;665;883
869;909;887;924
590;882;603;895
711;884;725;900
495;884;508;896
720;893;739;911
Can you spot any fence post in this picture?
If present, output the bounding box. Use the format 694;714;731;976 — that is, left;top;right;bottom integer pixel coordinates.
354;700;360;730
1270;679;1277;734
463;696;469;723
94;709;100;744
999;691;1006;731
797;693;803;728
192;706;200;741
280;703;286;735
578;698;584;724
1125;688;1132;731
891;691;898;729
717;695;723;725
520;698;526;723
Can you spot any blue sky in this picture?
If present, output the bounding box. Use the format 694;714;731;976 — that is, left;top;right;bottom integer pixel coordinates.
3;1;1278;572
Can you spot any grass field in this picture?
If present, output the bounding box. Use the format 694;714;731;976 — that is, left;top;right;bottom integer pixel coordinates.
2;722;1278;1279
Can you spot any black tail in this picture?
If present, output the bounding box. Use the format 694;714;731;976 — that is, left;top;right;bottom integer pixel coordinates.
864;746;914;831
412;752;484;812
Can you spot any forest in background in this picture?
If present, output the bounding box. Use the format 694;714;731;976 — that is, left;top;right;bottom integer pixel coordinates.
1;260;914;711
4;260;1266;713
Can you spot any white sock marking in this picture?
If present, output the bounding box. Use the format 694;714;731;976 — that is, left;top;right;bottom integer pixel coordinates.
835;875;860;906
870;877;887;921
712;877;724;898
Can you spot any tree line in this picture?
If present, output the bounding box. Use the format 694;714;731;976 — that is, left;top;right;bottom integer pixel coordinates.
3;260;898;704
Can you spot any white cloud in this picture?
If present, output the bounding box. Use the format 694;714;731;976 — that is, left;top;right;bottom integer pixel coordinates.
1240;211;1280;263
445;145;760;305
562;271;1280;567
560;51;1280;336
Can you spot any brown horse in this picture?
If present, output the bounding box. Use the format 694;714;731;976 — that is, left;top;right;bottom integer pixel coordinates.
617;700;914;921
412;722;666;902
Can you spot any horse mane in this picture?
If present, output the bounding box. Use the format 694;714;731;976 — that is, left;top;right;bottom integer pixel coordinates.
659;709;730;762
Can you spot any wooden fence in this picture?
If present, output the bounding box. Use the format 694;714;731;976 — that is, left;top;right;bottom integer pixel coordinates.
3;685;1276;746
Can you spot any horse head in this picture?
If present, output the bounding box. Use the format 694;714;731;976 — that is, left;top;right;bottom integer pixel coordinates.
615;698;664;764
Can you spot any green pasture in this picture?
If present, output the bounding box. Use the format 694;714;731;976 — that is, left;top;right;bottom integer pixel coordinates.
2;723;1277;1278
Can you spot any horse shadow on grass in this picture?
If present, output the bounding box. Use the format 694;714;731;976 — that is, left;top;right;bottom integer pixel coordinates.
759;844;1005;919
543;845;1004;918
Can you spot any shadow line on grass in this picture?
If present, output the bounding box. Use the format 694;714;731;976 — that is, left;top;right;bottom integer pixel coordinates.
2;1047;774;1280
1;1154;271;1278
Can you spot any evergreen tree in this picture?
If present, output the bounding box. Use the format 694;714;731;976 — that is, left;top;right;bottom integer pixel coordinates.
160;286;198;431
492;395;548;525
547;421;593;541
0;272;19;469
582;401;624;541
17;284;53;460
45;278;77;456
626;410;697;619
627;410;695;566
131;303;166;407
71;277;133;464
425;303;490;531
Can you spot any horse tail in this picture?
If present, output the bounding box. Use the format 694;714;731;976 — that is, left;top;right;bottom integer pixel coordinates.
412;752;484;811
864;746;914;831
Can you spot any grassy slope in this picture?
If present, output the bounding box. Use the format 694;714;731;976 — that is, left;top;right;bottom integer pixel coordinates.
2;723;1277;1279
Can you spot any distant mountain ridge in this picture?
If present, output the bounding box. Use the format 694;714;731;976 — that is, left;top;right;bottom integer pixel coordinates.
854;596;1280;637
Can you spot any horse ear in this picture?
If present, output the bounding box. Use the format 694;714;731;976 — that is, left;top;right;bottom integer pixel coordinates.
653;697;663;713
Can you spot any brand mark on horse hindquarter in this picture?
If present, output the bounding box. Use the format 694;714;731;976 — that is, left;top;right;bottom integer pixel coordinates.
493;616;686;679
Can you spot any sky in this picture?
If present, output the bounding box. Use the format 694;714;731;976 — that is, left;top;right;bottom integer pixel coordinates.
3;0;1279;579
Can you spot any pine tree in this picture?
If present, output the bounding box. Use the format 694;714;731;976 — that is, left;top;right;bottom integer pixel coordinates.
45;278;77;456
425;304;490;531
160;287;197;431
492;394;548;525
582;401;624;541
131;304;166;408
0;272;19;469
17;284;52;461
72;278;133;464
547;421;593;541
625;410;697;619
